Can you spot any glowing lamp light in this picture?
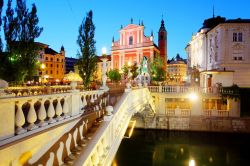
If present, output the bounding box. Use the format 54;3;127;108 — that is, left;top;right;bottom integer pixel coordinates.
188;93;198;101
101;47;107;55
41;63;45;69
128;61;131;66
189;159;195;166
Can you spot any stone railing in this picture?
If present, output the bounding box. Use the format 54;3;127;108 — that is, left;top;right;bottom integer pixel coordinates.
203;109;229;117
3;85;74;97
73;88;154;166
148;85;221;95
0;89;109;144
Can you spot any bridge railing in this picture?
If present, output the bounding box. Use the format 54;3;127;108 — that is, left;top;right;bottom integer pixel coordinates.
148;85;221;95
74;88;154;166
0;89;109;144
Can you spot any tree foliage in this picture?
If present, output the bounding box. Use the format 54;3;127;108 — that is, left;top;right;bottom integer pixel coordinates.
150;55;166;82
108;69;121;83
77;10;97;89
1;0;43;82
0;0;3;51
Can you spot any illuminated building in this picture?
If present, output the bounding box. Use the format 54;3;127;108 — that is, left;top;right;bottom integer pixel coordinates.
167;54;187;85
38;43;65;83
111;19;167;70
186;16;250;87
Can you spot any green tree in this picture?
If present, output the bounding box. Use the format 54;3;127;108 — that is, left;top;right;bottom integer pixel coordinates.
2;0;43;82
0;0;3;51
150;55;166;82
77;10;97;89
108;69;121;83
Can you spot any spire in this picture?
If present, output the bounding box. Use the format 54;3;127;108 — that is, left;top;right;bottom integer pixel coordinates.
112;36;114;42
131;18;133;24
141;20;144;26
151;30;153;36
60;45;65;52
120;25;123;29
159;18;166;31
139;19;140;25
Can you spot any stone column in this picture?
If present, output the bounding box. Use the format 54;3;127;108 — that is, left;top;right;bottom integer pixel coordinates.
158;94;165;115
100;57;109;91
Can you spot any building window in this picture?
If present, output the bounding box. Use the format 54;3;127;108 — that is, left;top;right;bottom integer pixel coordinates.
57;58;59;62
129;36;133;45
50;64;53;67
57;71;59;75
238;33;243;42
57;64;59;68
238;57;243;60
62;59;64;62
46;63;48;67
51;58;53;61
62;65;64;68
50;70;53;74
233;33;237;42
46;71;48;74
45;57;48;61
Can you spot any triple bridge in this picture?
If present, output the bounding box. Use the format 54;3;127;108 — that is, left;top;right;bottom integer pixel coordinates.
0;88;154;166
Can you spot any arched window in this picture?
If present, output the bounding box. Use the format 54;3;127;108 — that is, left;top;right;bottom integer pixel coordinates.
129;36;133;45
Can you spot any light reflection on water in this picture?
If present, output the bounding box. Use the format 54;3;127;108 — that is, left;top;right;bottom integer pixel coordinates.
112;130;250;166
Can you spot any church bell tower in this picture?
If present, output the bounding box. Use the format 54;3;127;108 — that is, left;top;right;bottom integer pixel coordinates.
158;19;167;62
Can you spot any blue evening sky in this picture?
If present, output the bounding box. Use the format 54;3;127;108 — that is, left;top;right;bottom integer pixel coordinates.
2;0;250;59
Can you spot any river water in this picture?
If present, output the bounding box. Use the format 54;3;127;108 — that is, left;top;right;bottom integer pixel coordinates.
112;129;250;166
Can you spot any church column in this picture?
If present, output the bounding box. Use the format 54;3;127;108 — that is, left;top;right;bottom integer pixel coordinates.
111;52;113;69
141;30;143;43
123;32;126;46
150;49;154;60
137;30;139;44
121;51;125;68
119;54;122;70
136;50;139;65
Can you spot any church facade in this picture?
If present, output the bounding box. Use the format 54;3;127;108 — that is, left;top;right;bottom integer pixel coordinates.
111;19;167;70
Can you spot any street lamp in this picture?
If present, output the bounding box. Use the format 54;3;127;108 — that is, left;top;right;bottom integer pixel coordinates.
40;63;46;84
100;47;109;91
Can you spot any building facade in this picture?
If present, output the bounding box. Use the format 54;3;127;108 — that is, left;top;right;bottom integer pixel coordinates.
111;19;167;70
167;54;187;85
186;17;250;87
38;44;65;83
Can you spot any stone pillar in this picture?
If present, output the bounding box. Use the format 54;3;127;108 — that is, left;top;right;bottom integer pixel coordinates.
100;57;109;91
229;99;240;117
158;94;165;115
0;100;15;140
69;93;80;116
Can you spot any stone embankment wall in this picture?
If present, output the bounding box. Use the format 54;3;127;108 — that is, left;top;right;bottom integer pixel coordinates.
133;115;250;133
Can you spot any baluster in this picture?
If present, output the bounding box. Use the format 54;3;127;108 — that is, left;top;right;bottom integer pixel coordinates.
27;99;38;130
82;95;87;112
48;98;56;124
56;97;63;121
63;96;70;119
64;133;75;164
90;94;95;103
97;144;104;159
38;98;48;127
79;95;84;113
15;101;27;134
56;142;65;165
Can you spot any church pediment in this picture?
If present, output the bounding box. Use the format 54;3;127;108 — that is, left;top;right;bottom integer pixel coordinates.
122;24;142;31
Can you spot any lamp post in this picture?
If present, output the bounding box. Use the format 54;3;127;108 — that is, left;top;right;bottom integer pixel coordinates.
40;63;45;85
100;47;109;91
125;61;132;92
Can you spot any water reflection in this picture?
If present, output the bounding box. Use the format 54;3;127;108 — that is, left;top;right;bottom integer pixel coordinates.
113;130;250;166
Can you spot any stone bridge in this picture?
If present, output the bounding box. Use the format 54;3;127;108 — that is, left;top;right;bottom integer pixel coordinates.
0;88;154;166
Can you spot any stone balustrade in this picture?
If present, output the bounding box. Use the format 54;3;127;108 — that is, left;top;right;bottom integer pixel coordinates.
73;88;154;166
148;85;220;94
3;85;74;97
0;89;109;143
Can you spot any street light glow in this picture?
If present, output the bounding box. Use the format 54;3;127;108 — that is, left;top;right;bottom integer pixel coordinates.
41;63;45;69
102;47;107;55
188;93;198;101
189;159;195;166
